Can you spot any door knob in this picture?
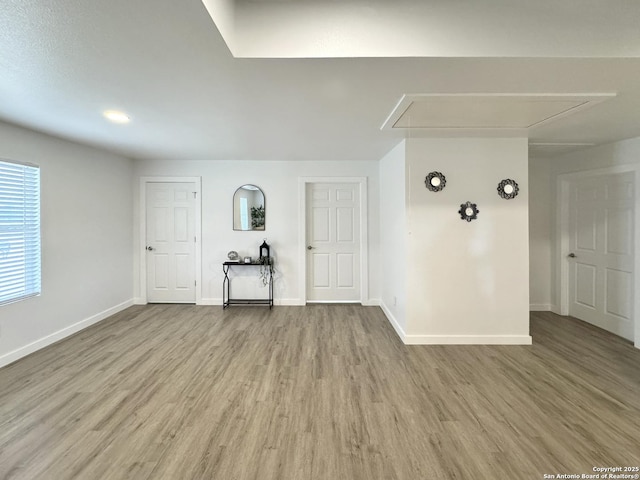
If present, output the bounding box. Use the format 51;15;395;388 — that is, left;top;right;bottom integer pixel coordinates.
146;246;154;251
307;245;315;250
567;252;576;258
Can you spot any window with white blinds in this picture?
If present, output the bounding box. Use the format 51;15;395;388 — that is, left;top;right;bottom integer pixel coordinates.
0;159;41;305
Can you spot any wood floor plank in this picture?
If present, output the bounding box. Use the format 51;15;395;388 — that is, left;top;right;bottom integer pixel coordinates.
1;306;640;479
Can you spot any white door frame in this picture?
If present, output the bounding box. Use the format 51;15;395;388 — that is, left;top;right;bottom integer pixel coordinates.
556;165;640;348
139;177;202;305
298;177;369;305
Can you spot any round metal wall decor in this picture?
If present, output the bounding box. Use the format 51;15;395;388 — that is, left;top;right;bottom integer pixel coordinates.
425;171;446;192
497;179;519;199
459;201;479;222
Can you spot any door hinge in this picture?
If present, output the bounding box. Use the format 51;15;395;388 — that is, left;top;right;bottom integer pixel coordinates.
193;192;197;199
194;236;196;243
194;280;197;287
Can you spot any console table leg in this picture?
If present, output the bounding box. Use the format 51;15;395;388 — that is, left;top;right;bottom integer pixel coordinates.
222;264;230;309
268;277;272;309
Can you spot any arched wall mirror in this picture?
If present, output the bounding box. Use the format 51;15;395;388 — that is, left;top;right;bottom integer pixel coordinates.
233;184;265;231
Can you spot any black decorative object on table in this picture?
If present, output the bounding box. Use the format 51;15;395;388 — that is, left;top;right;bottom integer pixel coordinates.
258;239;272;287
425;171;447;192
259;239;270;260
497;179;519;199
459;201;479;222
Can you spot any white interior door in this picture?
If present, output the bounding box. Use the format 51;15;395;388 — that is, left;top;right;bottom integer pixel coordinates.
146;182;196;303
306;183;360;302
568;172;634;340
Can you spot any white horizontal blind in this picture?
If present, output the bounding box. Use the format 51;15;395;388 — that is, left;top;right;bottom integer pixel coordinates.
0;160;41;305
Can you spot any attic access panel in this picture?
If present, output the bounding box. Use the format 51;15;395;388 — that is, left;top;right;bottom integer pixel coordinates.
381;94;615;131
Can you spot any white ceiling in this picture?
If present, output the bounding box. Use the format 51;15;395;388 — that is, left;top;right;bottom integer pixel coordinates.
0;0;640;161
226;0;640;58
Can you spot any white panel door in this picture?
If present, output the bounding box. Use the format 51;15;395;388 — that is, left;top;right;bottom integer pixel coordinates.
306;183;360;302
568;172;634;340
146;182;196;303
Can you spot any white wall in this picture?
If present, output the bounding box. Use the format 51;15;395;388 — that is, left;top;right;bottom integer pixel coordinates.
548;138;640;310
379;141;407;335
528;138;640;316
133;159;380;305
545;137;640;348
550;137;640;175
403;138;530;344
0;122;133;367
528;157;553;311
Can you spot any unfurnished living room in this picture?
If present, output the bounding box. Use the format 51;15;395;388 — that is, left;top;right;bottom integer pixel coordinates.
1;1;640;479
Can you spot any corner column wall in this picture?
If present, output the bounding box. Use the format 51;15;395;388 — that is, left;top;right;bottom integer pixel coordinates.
403;138;530;344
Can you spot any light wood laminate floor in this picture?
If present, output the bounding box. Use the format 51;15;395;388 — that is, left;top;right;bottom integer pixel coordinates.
1;305;639;479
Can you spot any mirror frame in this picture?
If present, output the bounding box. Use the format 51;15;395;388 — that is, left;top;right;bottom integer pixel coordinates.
458;201;479;222
233;184;265;231
497;178;519;200
425;171;447;192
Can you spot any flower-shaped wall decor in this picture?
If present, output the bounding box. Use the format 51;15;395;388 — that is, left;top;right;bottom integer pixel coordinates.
425;171;447;192
459;201;479;222
497;179;519;199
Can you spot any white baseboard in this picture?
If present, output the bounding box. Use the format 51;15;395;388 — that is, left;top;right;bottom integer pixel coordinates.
199;298;304;306
276;299;305;306
380;301;407;342
202;298;377;307
403;334;532;345
133;297;146;305
362;298;381;307
0;299;134;369
379;302;532;345
198;298;220;306
550;304;562;315
530;304;552;311
306;300;360;304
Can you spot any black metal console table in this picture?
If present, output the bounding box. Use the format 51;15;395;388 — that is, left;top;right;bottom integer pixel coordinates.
222;261;274;309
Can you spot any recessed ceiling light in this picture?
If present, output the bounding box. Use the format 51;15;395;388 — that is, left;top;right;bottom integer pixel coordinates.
103;110;131;124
